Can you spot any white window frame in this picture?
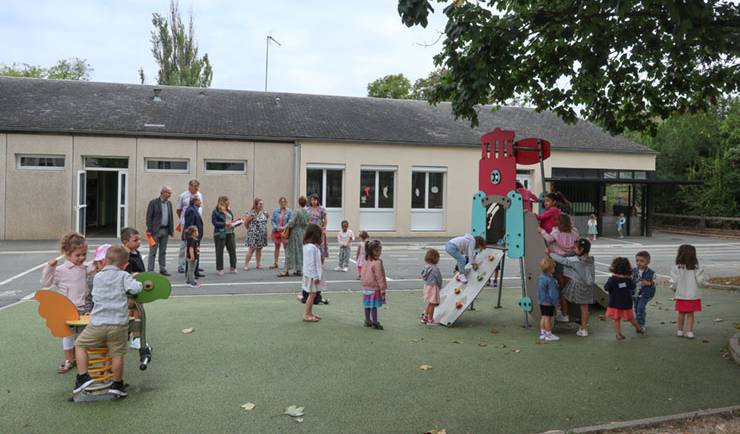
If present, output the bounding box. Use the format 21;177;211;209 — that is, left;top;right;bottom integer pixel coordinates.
16;154;65;171
411;167;446;210
306;164;345;209
204;159;248;174
144;158;190;173
360;166;396;210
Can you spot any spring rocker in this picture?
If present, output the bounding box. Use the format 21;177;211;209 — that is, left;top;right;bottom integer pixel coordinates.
434;128;551;327
35;272;171;402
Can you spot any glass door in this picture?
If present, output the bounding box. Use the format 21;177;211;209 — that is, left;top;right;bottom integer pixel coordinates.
117;170;128;238
75;170;87;235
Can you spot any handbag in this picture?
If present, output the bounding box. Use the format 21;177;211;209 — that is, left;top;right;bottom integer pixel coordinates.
280;228;290;239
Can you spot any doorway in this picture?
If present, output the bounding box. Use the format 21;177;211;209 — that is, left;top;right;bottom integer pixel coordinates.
76;158;129;238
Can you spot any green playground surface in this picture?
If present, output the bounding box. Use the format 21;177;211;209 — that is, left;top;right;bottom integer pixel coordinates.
2;286;739;434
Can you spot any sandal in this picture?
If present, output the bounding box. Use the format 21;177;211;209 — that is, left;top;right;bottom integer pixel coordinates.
57;359;76;374
243;266;249;271
302;316;320;322
269;264;278;269
277;272;291;277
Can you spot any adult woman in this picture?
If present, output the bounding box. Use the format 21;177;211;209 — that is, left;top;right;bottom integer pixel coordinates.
306;194;329;263
279;196;309;277
270;197;292;269
243;198;269;270
212;196;237;275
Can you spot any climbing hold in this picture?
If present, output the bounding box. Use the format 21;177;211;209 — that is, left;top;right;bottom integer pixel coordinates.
518;297;533;312
488;255;495;262
454;287;461;294
455;301;463;309
477;274;485;282
471;263;479;271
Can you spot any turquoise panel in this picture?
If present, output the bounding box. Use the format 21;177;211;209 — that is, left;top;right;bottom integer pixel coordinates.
505;190;524;258
470;191;487;238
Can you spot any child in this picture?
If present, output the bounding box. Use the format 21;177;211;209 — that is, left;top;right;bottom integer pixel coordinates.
541;214;578;320
88;244;111;291
360;240;387;330
616;213;626;238
335;220;354;272
536;192;563;234
302;224;325;322
550;238;595;337
445;234;486;283
420;248;442;325
515;181;539;212
632;251;656;332
41;232;94;373
537;257;560;341
587;214;598;241
185;225;201;288
670;244;705;339
73;245;143;397
121;227;145;273
605;257;644;340
355;231;369;279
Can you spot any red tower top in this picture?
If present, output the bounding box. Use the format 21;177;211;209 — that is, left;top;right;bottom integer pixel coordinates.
479;128;517;196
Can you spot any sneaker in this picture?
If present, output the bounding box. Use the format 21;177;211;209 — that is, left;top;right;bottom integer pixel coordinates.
177;267;185;274
159;270;171;276
616;334;626;341
637;327;646;335
539;331;546;341
686;331;694;339
419;315;428;325
129;337;141;350
576;328;589;337
73;373;95;394
456;274;468;283
217;270;224;276
364;319;373;327
372;322;384;330
229;268;238;274
545;332;560;342
677;330;684;337
108;381;128;397
426;318;440;326
188;281;201;288
555;314;569;322
334;266;342;271
342;267;349;272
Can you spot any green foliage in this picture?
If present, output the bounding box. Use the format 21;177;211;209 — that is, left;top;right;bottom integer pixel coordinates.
398;0;740;135
0;58;92;80
367;73;413;99
143;0;213;87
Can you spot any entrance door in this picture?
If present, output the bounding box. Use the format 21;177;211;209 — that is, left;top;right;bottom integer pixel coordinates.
117;170;128;237
75;170;87;235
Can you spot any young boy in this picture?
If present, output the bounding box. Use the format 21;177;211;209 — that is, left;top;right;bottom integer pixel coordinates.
121;228;145;273
632;251;656;332
73;245;143;397
335;220;354;272
185;225;201;288
537;257;560;341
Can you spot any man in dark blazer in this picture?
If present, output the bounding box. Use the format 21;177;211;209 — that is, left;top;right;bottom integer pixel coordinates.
146;185;174;275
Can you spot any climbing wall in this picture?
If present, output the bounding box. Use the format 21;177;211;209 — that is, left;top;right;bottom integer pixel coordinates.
434;248;505;327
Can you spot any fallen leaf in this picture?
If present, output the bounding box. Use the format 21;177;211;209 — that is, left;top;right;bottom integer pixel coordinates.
499;344;507;349
295;418;304;423
598;315;606;321
410;338;424;343
284;405;305;417
240;402;255;411
702;339;710;343
713;318;723;323
735;322;740;330
451;340;463;344
181;328;194;334
419;364;432;371
423;430;447;434
512;349;521;353
490;328;498;334
478;343;488;347
660;321;666;325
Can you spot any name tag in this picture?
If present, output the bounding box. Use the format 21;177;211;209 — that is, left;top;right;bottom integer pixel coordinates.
618;282;627;288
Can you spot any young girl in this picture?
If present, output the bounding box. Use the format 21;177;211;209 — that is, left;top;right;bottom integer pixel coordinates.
605;257;644;340
550;238;595;337
445;234;486;283
515;181;539;212
616;213;627;238
587;214;598;241
420;248;442;325
355;231;369;279
536;193;563;234
301;224;325;322
41;232;94;373
185;225;201;288
537;257;560;341
670;244;705;339
541;214;579;321
360;240;387;330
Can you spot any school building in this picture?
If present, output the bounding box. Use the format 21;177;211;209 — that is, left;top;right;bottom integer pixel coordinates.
0;76;660;240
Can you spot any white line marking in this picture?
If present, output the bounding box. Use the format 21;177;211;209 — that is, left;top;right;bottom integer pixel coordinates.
0;255;62;286
0;250;59;255
0;299;29;311
598;237;644;245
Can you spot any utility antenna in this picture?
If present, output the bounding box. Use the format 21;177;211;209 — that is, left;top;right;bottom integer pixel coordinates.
265;34;282;91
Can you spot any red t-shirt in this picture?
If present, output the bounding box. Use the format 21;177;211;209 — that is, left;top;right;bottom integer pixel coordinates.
536;207;562;233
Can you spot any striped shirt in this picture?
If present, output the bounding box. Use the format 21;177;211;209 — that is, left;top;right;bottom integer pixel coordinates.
89;265;143;326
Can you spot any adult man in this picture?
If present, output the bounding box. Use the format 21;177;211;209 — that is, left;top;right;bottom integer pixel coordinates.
145;185;174;276
176;179;204;275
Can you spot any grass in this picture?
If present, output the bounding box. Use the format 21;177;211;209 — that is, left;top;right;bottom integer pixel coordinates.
1;286;739;434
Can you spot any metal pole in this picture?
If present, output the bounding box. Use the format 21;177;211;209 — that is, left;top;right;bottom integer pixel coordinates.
519;257;528;328
264;35;269;91
538;139;546;199
495;253;505;308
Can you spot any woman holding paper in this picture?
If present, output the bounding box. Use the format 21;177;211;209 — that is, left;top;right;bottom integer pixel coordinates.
212;196;238;275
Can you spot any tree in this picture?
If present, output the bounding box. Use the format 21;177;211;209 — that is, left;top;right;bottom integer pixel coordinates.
141;0;213;87
0;58;92;80
367;73;412;99
398;0;740;135
410;69;446;100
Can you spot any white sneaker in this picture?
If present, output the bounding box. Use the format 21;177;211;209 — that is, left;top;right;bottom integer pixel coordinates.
457;274;468;283
129;337;141;349
686;331;694;339
555;314;569;322
677;330;684;337
576;329;589;337
539;331;546;340
545;332;560;342
334;266;342;271
342;267;349;272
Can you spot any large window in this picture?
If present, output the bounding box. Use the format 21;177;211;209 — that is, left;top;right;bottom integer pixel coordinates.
411;171;444;209
360;169;395;209
306;167;343;208
145;158;189;173
17;154;65;170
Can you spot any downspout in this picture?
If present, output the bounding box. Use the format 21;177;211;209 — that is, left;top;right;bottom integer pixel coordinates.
293;140;301;203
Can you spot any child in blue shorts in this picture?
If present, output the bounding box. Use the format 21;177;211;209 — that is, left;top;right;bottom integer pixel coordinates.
537;256;560;342
632;250;656;332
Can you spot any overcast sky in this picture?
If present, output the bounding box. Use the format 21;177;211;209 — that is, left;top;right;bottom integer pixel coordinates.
1;0;449;96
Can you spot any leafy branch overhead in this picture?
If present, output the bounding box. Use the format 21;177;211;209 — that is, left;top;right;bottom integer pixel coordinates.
397;0;740;134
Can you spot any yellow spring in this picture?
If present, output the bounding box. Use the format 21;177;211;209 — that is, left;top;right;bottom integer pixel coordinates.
87;347;113;382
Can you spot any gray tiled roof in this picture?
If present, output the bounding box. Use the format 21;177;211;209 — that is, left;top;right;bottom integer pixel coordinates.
0;77;654;154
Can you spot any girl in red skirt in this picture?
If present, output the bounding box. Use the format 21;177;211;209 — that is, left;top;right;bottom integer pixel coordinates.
605;257;644;340
670;244;705;339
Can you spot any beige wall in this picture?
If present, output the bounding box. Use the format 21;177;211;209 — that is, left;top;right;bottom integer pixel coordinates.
5;134;74;239
0;134;6;239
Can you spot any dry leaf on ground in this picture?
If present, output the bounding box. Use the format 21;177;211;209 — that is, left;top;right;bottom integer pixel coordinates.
451;340;463;344
295;418;304;423
240;402;255;411
181;328;194;334
478;342;488;347
714;318;723;322
419;364;432;371
284;405;305;417
490;328;498;334
424;430;447;434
